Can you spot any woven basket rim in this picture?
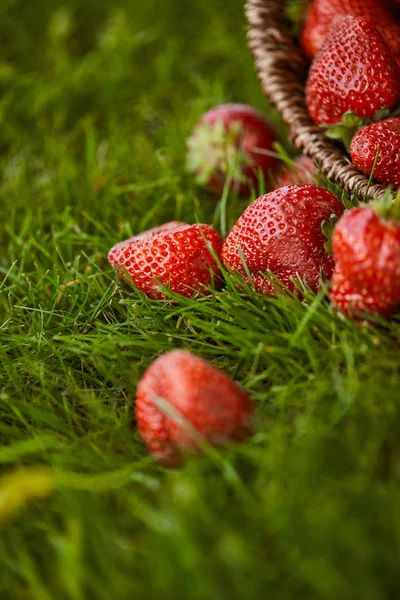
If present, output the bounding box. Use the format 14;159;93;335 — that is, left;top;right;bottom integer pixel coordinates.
245;0;391;200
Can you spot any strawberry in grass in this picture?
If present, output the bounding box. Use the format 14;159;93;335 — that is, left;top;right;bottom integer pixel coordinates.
186;104;279;196
331;199;400;317
305;17;400;127
350;118;400;188
136;350;254;467
300;0;400;62
108;222;222;299
221;185;343;296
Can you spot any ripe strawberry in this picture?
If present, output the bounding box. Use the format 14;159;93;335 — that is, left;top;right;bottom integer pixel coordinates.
186;103;279;196
221;185;344;295
136;350;254;466
331;206;400;316
300;0;400;62
350;118;400;188
273;156;316;188
108;221;222;299
305;16;400;126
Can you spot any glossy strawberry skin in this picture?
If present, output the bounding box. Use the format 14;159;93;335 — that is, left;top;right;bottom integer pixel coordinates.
136;350;254;467
305;17;400;126
300;0;400;62
108;222;223;299
350;118;400;188
187;104;279;196
331;207;400;316
221;185;344;295
274;156;316;188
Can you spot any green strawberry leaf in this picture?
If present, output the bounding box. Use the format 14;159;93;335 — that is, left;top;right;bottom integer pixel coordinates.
285;0;310;36
321;107;399;151
322;112;363;151
369;188;400;220
391;190;400;221
321;213;340;256
371;108;392;123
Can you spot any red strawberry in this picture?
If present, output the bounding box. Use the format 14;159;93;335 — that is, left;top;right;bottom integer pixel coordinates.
221;185;344;295
305;16;400;126
136;350;254;466
300;0;400;62
186;103;279;196
108;222;222;299
273;156;316;188
350;118;400;188
331;206;400;316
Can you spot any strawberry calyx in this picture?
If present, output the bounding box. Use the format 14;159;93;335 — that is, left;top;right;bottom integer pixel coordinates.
321;108;399;150
369;188;400;221
186;119;254;187
321;213;340;256
322;111;363;151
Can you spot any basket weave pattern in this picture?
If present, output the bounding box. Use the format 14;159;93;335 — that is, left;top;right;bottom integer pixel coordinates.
245;0;389;200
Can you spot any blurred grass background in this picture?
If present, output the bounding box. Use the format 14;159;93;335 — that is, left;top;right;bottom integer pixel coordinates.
1;0;400;598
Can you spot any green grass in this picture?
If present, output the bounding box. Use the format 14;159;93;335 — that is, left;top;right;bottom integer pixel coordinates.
1;0;400;598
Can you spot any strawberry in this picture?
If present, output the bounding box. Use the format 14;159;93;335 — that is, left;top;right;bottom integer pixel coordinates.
136;350;254;466
273;156;316;188
186;103;279;196
305;16;400;126
300;0;400;62
108;221;222;299
221;185;344;295
350;118;400;188
331;206;400;316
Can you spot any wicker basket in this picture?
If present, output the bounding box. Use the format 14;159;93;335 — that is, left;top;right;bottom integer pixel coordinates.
245;0;389;200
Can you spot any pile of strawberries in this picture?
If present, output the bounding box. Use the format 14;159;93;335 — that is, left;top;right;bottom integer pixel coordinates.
107;0;400;466
302;0;400;188
109;102;400;319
